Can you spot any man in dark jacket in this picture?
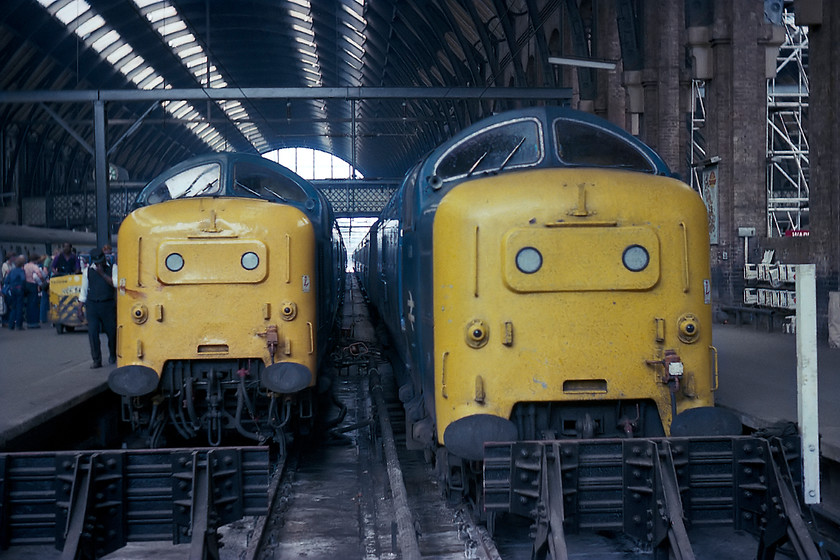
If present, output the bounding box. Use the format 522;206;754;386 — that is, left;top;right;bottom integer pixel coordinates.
4;256;26;330
78;248;118;368
52;242;81;276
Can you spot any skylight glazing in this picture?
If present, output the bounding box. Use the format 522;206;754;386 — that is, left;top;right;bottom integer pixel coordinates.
36;0;230;152
288;1;322;87
135;0;269;151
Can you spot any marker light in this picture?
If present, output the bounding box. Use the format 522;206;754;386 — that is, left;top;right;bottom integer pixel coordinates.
241;252;259;270
622;245;649;272
165;253;184;272
516;247;543;274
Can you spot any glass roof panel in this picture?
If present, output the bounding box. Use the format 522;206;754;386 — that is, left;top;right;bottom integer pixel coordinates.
91;30;119;52
128;66;155;85
176;45;202;59
156;20;186;35
292;24;314;37
106;43;133;64
185;55;208;68
145;75;165;89
117;54;144;74
294;37;316;49
146;6;177;23
55;1;90;25
75;14;105;38
167;33;195;48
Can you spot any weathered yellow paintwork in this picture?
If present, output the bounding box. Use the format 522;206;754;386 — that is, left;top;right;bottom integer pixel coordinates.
433;168;714;443
116;197;318;382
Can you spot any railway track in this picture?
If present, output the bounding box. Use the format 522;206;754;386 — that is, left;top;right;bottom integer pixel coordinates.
239;280;498;559
4;279;833;559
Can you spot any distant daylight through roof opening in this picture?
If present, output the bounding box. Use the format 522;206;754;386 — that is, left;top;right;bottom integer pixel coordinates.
263;147;371;260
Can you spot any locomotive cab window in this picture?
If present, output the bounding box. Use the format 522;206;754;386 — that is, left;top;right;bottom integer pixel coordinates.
233;161;309;203
554;118;657;173
434;119;542;181
146;162;221;203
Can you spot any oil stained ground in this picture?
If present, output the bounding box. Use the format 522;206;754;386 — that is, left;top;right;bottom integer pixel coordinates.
257;280;469;559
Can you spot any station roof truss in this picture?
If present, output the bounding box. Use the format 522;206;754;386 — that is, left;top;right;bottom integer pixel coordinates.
0;0;581;203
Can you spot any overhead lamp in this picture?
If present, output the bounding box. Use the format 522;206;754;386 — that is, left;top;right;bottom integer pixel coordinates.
548;56;617;71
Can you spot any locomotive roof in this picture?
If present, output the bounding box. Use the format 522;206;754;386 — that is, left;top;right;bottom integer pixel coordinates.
420;106;672;192
132;152;325;216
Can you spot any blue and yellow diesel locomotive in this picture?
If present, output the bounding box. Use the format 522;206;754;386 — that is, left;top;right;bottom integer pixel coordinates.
355;107;737;475
111;153;345;446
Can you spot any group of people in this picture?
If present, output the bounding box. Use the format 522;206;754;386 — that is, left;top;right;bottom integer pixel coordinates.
2;242;117;369
1;246;64;329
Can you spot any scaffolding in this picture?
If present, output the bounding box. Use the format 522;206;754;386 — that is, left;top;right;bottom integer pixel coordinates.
689;79;707;195
766;7;809;237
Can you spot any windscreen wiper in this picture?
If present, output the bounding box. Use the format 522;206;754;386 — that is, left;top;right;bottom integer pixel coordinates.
466;151;488;177
498;136;527;172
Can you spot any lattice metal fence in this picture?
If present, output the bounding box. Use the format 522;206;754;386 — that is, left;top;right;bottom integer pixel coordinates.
22;181;394;230
316;181;397;217
24;190;138;231
52;191;135;229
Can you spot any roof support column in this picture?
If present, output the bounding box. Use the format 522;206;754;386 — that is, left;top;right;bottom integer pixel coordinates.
93;100;109;249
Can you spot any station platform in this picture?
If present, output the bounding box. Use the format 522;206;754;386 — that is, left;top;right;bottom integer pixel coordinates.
0;325;114;449
1;320;839;460
712;323;840;462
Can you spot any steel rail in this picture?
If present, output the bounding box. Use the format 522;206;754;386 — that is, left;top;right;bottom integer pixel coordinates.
370;367;422;560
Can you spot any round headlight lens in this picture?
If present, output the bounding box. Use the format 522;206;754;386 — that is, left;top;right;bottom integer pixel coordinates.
515;247;543;274
165;253;184;272
622;245;649;272
241;252;259;270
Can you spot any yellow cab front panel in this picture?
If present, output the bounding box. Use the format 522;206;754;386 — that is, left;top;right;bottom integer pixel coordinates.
116;197;318;383
432;168;714;444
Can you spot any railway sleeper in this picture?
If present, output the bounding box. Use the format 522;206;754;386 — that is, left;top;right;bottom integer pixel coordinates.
483;435;824;560
0;446;269;560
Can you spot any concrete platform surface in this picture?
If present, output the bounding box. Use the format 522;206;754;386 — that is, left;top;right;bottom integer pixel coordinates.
713;323;840;461
0;325;113;448
1;318;839;460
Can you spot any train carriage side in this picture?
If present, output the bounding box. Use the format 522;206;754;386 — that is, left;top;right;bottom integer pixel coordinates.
353;230;371;292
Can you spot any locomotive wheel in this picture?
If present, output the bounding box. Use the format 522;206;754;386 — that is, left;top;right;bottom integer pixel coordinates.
486;511;496;537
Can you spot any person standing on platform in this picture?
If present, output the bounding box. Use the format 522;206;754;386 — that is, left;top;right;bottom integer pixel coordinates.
1;251;14;281
52;242;81;277
102;244;115;265
1;251;15;327
23;253;44;329
78;248;118;369
4;256;26;330
39;254;50;324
